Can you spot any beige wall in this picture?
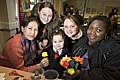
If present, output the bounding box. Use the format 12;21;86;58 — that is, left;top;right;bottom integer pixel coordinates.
0;0;19;52
0;0;9;52
6;0;19;35
54;0;63;16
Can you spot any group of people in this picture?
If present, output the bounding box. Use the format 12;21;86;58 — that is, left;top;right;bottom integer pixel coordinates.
0;1;120;80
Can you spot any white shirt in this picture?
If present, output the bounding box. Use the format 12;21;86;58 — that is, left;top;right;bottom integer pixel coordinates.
53;47;63;55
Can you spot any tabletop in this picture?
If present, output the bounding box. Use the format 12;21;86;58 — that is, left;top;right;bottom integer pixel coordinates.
0;66;63;80
0;66;33;80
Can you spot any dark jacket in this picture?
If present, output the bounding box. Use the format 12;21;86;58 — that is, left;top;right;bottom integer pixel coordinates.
42;46;71;78
79;39;120;80
64;30;87;56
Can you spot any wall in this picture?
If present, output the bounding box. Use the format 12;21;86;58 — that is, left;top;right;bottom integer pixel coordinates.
54;0;63;16
104;1;120;15
0;0;9;52
0;0;19;53
6;0;19;35
65;0;120;18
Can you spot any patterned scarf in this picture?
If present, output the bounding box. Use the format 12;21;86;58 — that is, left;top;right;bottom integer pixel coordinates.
22;37;39;66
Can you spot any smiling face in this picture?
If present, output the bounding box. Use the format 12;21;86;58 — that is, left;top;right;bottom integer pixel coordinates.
23;21;38;40
87;20;106;45
64;18;79;38
38;7;53;24
52;35;64;51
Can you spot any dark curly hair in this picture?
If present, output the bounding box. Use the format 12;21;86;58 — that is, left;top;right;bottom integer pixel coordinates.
87;15;112;38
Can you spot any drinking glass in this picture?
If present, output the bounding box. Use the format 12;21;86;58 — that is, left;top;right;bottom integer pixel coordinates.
31;67;44;80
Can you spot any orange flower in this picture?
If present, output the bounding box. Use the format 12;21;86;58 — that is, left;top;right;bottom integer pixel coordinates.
60;55;72;68
73;56;84;64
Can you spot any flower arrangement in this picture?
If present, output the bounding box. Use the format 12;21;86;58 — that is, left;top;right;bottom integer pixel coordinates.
60;55;83;75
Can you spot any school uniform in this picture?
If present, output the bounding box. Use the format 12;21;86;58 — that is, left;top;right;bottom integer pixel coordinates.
42;46;70;78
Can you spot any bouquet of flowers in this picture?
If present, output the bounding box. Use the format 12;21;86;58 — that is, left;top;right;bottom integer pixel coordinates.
60;55;83;76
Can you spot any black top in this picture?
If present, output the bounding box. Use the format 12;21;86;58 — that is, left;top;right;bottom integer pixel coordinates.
64;30;87;57
79;39;120;80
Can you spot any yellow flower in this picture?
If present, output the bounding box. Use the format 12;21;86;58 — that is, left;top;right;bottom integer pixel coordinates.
67;68;75;75
42;52;48;57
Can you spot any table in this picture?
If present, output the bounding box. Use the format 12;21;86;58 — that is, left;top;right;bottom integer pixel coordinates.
0;66;63;80
0;66;33;80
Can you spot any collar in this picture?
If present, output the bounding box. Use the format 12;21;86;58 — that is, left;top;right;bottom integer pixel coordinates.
71;29;83;40
53;47;63;55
